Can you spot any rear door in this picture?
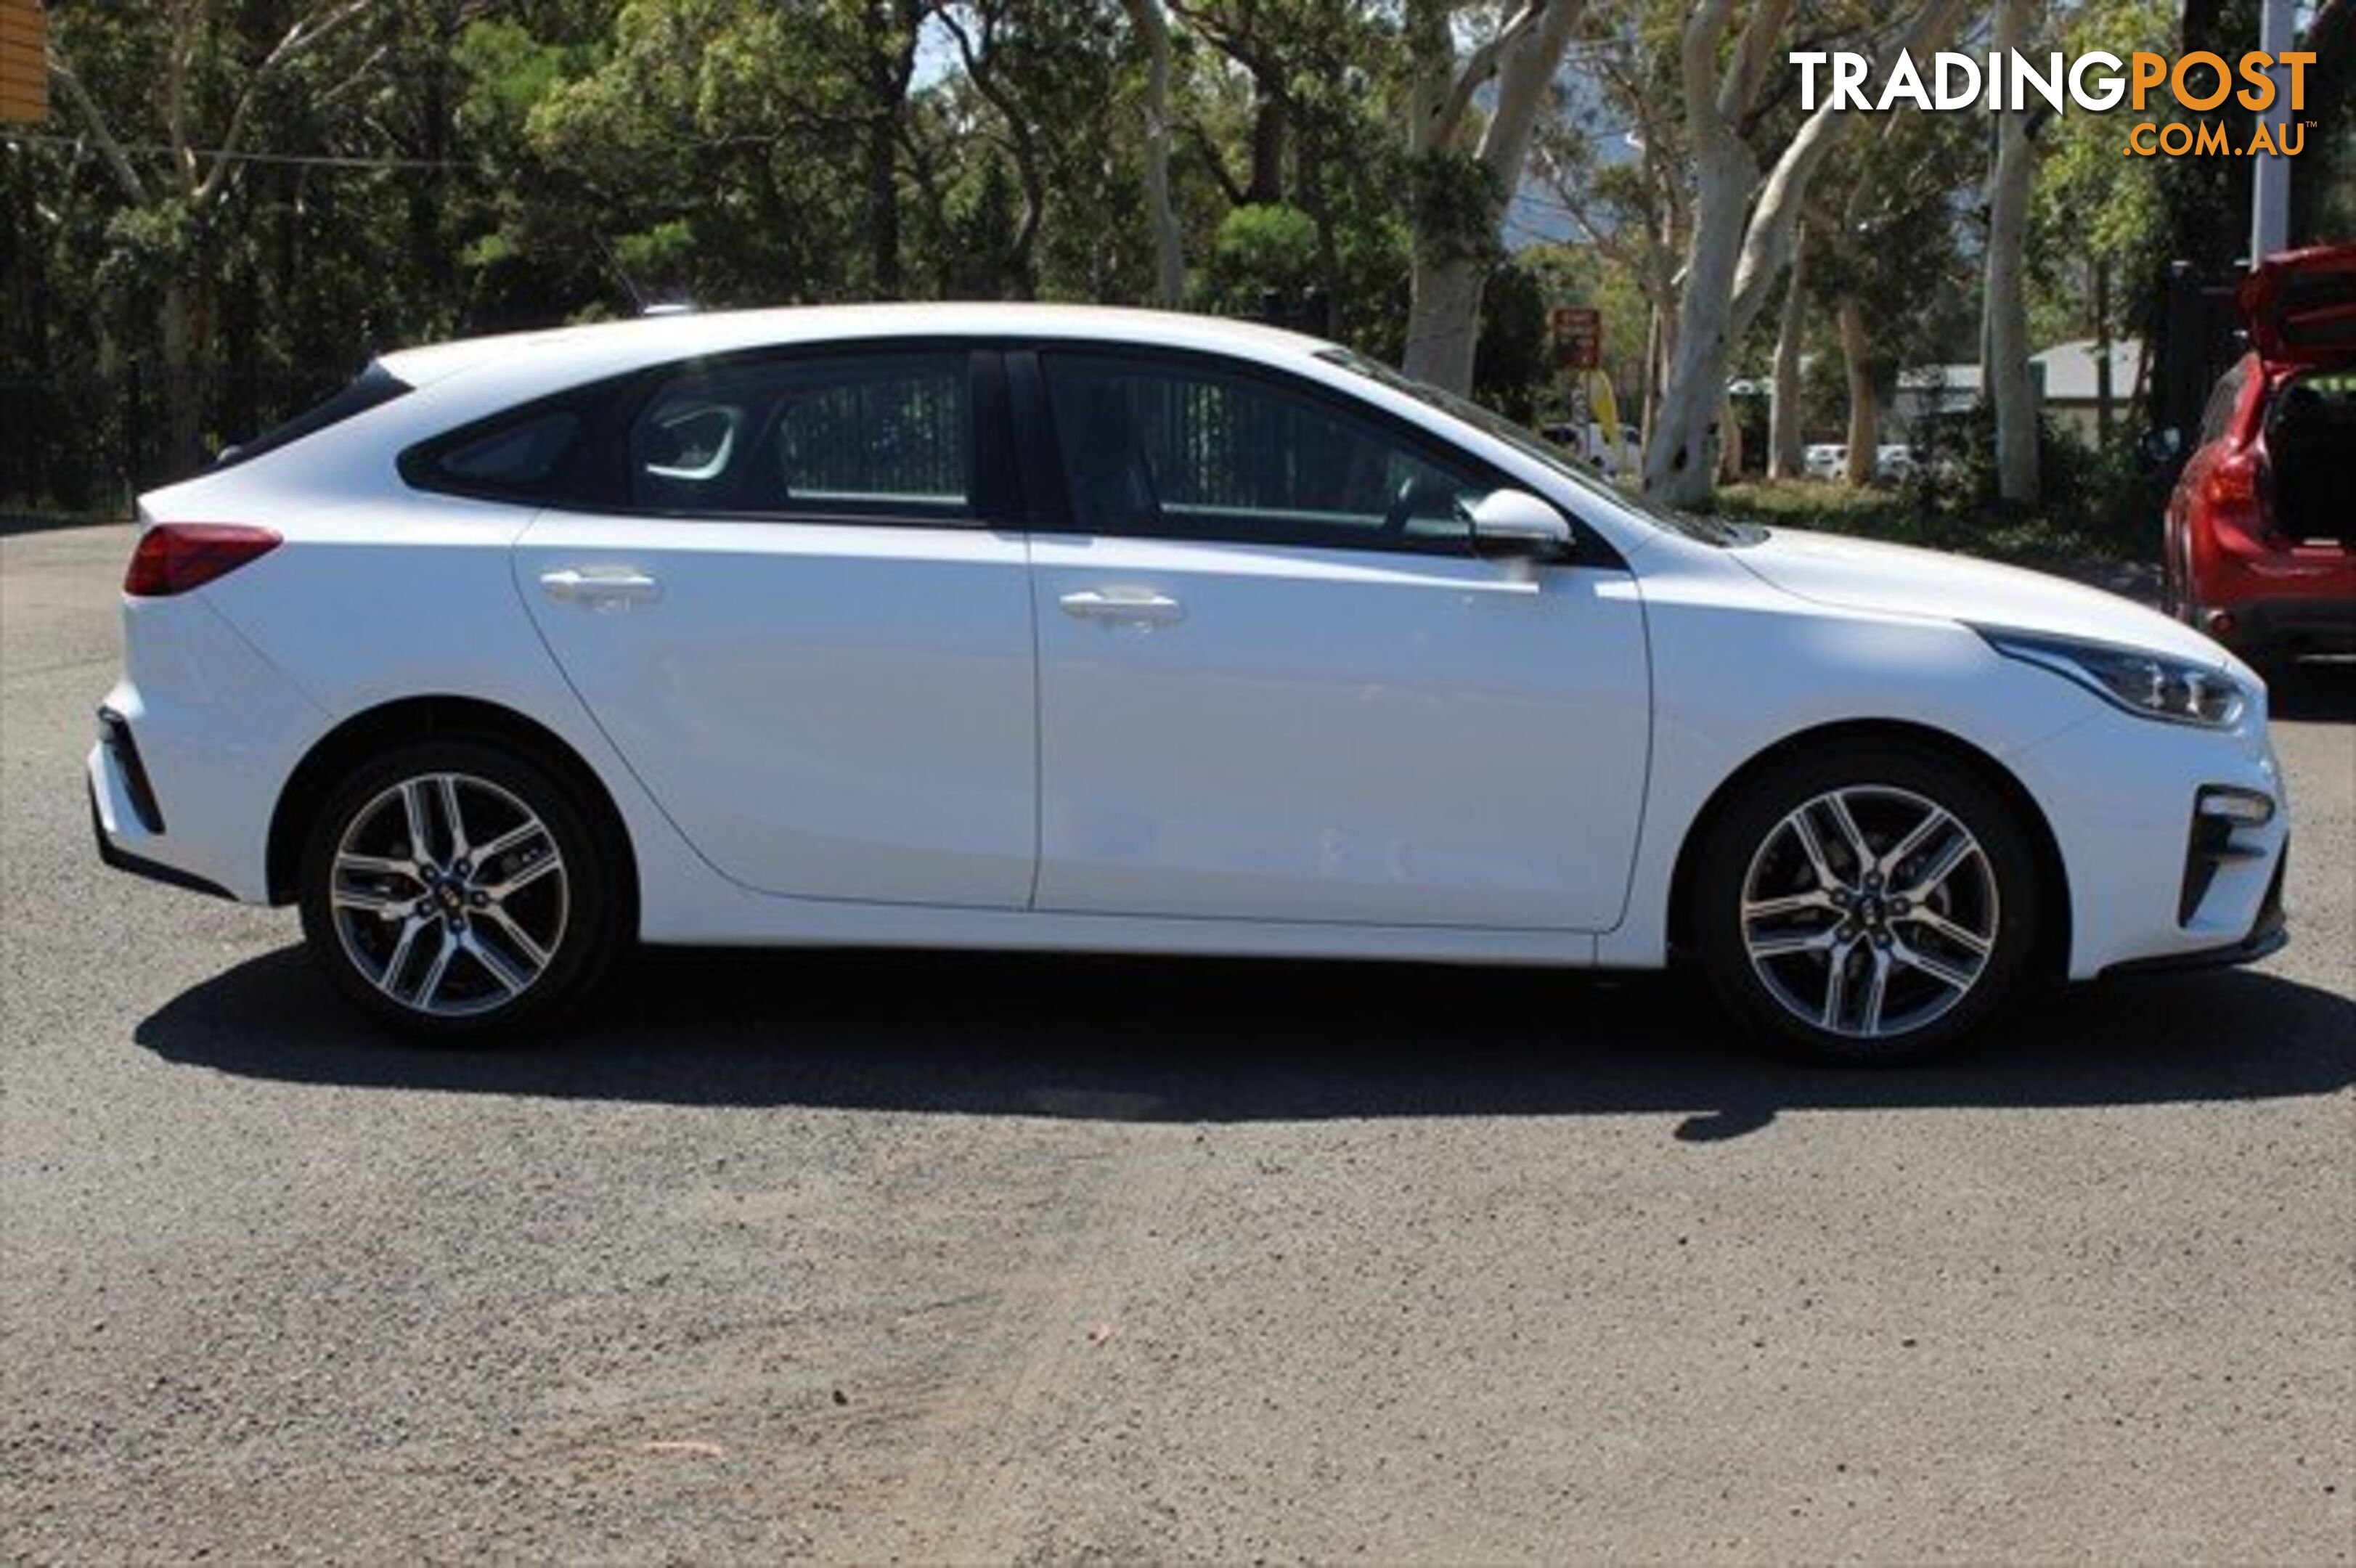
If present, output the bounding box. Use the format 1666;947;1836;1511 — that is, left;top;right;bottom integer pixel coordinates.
512;346;1038;907
1018;347;1650;931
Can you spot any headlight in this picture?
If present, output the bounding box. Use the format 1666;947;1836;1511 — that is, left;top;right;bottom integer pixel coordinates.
1976;629;2246;728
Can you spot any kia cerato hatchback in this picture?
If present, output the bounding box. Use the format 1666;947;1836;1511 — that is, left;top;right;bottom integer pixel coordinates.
2163;243;2356;662
91;306;2290;1063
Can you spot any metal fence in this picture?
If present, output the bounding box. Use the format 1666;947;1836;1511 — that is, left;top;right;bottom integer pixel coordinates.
1;365;346;522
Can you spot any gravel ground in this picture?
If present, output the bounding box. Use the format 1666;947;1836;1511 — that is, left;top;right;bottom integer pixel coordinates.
4;523;2351;1562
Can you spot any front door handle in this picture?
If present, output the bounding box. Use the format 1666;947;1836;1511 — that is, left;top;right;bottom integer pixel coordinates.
1059;588;1184;626
539;567;662;609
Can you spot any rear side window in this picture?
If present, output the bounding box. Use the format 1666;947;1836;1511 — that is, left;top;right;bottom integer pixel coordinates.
212;362;411;470
402;399;595;506
628;352;970;519
436;411;582;488
2197;359;2249;444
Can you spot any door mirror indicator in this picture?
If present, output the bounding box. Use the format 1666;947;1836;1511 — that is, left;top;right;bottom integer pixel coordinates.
1467;489;1575;562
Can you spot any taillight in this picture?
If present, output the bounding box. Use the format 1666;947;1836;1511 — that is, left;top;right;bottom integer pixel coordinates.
123;524;282;597
2196;451;2266;535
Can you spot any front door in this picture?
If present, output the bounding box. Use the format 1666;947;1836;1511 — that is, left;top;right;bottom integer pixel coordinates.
1024;348;1650;931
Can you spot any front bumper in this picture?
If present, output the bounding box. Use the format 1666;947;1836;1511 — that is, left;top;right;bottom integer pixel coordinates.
2005;695;2289;981
2102;846;2288;976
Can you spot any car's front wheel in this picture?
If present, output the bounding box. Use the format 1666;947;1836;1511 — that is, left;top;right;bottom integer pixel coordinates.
297;740;621;1037
1694;743;2042;1064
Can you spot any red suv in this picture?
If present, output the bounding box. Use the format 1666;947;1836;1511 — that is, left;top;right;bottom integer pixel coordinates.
2162;244;2356;665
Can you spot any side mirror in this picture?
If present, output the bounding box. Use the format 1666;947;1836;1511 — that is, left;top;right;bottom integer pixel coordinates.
2137;425;2185;470
1467;489;1574;562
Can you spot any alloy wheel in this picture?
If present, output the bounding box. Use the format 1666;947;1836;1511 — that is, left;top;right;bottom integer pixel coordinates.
327;772;568;1018
1738;784;2000;1042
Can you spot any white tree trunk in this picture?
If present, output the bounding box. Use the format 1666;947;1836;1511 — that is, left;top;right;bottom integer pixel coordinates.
1985;0;2039;506
1124;0;1183;309
1646;0;1960;505
1644;139;1755;505
1401;0;1583;391
1838;293;1878;486
1767;222;1808;479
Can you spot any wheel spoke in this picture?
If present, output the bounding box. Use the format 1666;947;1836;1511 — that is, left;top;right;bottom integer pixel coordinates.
436;775;470;860
333;886;412;918
1891;935;1980;994
1822;792;1875;876
399;780;434;870
1821;941;1854;1029
473;819;548;865
480;905;552;969
1743;889;1835;922
1901;834;1978;902
484;851;562;900
1859;947;1893;1036
1902;905;1994;957
413;930;459;1010
1787;810;1839;891
375;917;425;999
1750;926;1843;960
1879;804;1956;878
462;930;529;996
335;852;420;883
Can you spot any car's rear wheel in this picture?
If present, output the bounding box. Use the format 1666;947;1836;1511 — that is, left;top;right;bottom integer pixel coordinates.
298;740;621;1037
1694;743;2041;1065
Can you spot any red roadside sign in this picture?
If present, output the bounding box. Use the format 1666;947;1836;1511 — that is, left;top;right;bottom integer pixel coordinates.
1550;306;1602;372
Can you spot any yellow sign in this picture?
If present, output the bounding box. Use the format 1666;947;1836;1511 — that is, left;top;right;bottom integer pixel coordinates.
1;0;45;124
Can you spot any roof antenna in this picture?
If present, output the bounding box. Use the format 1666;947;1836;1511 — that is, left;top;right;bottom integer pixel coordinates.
592;234;649;314
592;235;695;317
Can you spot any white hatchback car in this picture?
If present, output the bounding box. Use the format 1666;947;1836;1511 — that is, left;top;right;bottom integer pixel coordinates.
91;306;2288;1063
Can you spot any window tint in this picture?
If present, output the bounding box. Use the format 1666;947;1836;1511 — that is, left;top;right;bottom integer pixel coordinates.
2197;359;2248;444
630;352;969;518
438;409;582;487
1041;352;1485;550
213;361;410;471
401;398;592;505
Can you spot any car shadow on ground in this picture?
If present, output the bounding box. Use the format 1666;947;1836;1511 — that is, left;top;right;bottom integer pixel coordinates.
136;944;2354;1142
2267;657;2355;724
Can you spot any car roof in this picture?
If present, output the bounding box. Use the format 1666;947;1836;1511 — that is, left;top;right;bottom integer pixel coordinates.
376;303;1337;391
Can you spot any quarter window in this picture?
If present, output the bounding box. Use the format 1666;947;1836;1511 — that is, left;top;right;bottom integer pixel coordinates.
630;352;970;519
1041;353;1485;550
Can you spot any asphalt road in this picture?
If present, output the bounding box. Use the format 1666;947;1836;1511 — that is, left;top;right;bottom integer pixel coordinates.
4;522;2351;1562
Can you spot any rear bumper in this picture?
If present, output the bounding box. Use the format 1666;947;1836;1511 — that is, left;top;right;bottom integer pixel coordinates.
88;595;325;905
2211;595;2356;653
89;783;233;899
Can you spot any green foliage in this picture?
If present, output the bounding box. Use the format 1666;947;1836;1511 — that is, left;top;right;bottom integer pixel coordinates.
1200;202;1320;310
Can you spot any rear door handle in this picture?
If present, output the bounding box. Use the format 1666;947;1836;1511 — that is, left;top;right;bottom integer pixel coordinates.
539;567;662;608
1059;588;1184;626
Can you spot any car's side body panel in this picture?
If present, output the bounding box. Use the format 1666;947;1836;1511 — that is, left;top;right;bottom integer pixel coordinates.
515;512;1039;908
1028;534;1650;929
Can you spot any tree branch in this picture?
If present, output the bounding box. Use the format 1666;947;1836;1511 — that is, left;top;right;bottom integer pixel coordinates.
196;0;376;208
43;52;149;205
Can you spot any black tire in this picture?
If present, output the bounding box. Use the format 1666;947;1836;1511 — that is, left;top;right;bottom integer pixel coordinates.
1692;740;2042;1066
297;737;624;1040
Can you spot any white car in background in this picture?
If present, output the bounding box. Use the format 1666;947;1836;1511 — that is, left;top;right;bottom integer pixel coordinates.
1803;442;1848;481
91;306;2288;1063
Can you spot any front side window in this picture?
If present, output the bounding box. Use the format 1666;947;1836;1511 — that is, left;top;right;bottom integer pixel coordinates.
1041;352;1485;551
630;352;970;519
